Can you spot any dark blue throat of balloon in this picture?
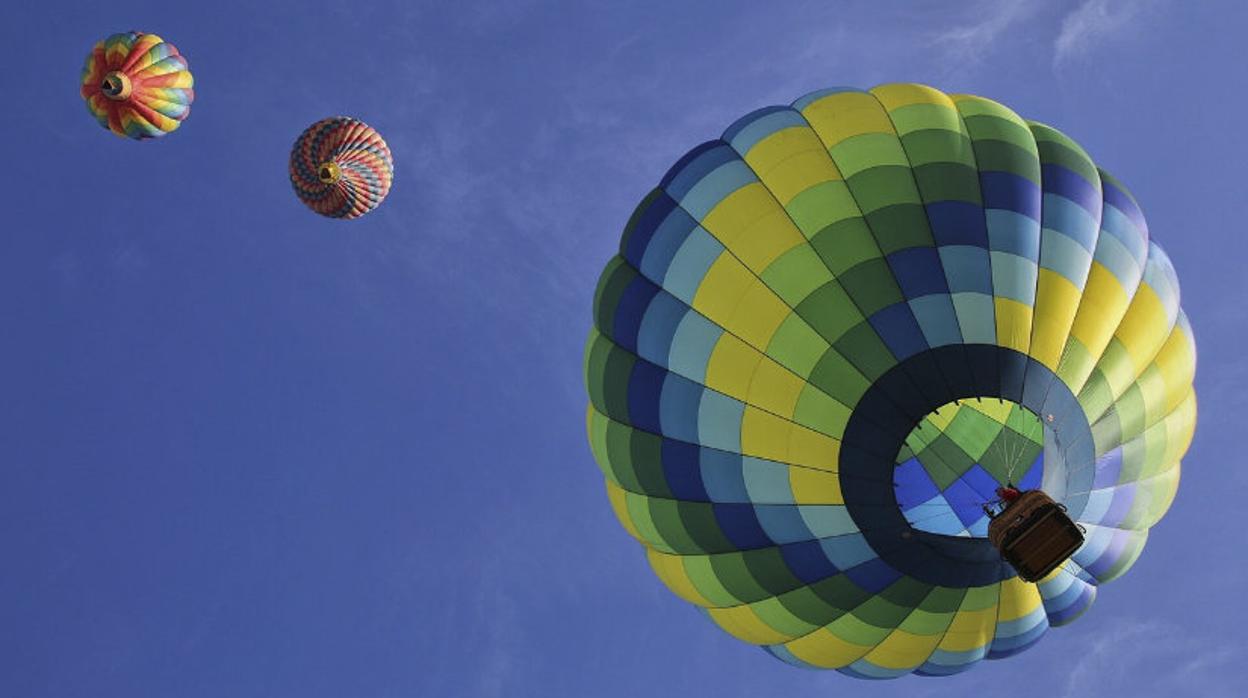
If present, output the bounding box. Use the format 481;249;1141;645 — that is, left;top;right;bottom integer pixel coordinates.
840;345;1093;588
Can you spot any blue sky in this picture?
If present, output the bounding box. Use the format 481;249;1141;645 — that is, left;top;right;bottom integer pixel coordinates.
2;1;1245;696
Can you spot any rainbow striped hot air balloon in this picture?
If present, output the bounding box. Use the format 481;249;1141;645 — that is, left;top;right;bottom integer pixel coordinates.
80;31;194;140
585;83;1196;678
289;117;394;220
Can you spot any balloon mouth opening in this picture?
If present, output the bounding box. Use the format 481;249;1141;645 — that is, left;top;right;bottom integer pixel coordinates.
318;162;342;184
101;72;132;100
893;398;1047;539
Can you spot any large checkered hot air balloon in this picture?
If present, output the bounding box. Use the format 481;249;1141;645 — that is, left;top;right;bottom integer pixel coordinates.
80;31;194;140
584;84;1196;678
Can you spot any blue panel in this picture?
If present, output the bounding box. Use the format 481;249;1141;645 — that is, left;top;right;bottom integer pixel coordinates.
779;540;840;584
713;503;774;549
979;171;1041;220
1091;447;1124;489
1100;176;1148;234
893;458;940;509
612;275;661;353
677;160;757;220
699;448;749;503
888;247;950;298
625;360;665;433
742;458;796;504
697;390;745;452
842;558;902;593
985;209;1041;257
663;227;723;304
754;505;815;544
1041;194;1099;253
927;200;988;247
638;201;699;281
724;106;807;153
636;292;687;365
661;439;708;501
660;141;734;198
868;304;930;360
667;311;721;382
938;246;994;295
658;373;703;442
1040;163;1102;216
909;295;964;348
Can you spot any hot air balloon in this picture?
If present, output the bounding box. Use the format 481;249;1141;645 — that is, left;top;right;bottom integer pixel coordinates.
584;83;1196;678
289;117;394;220
80;31;194;139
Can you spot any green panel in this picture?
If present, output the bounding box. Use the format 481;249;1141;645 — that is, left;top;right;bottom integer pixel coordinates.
761;245;835;306
775;581;852;626
593;256;634;333
794;386;852;437
851;594;911;630
914;434;974;489
708;550;774;602
864;204;934;254
848;167;924;216
830;133;911;175
795;281;865;342
809;348;873;408
750;596;824;637
810;217;883;275
743;547;807;597
899;129;977;170
786;180;862;236
834;322;899;383
629;429;673;498
968;139;1041;183
910;162;982;205
603;420;644;492
766;314;828;378
838;258;905;316
888;104;966;138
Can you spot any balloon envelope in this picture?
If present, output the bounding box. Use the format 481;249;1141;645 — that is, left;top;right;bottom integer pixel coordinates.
289;117;394;220
584;83;1196;678
80;31;194;139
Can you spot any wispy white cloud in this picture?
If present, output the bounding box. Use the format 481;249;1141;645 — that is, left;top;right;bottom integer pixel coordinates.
1053;0;1162;70
929;0;1036;66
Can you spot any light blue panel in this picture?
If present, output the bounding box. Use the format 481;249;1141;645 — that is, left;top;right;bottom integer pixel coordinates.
667;311;722;382
754;505;816;543
994;604;1047;639
797;505;859;538
986;209;1041;258
663;227;723;304
819;532;877;569
846;658;910;679
1041;194;1099;252
636;292;688;366
909;295;964;347
938;245;994;294
1089;231;1142;290
1077;488;1114;525
727;108;808;154
1098;203;1148;265
697;390;745;452
699;448;750;503
989;251;1039;304
678;160;757;220
951;292;996;344
639;205;699;282
1039;230;1093;287
921;646;987;673
742;457;797;504
658;374;704;443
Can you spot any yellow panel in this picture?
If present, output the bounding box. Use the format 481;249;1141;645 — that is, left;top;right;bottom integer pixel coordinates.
732;212;807;272
741;406;793;463
747;128;842;177
936;606;997;652
1156;326;1196;414
861;628;942;670
756;150;844;205
789;466;843;504
871;83;952;110
966;398;1014;423
1030;270;1082;370
789;422;840;472
1069;263;1131;365
800;92;896;147
706;603;792;644
646;549;713;606
702;183;802;257
746;356;804;418
605;481;643;542
730;281;792;348
1114;285;1172;373
692;254;752;323
785;628;874;669
994;298;1033;354
704;334;762;401
996;577;1042;621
